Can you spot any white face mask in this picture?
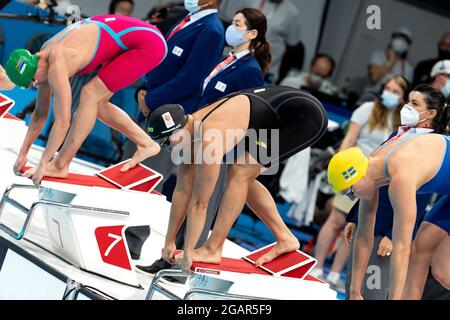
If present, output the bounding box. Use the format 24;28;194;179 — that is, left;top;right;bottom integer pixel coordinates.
392;38;409;54
400;104;428;127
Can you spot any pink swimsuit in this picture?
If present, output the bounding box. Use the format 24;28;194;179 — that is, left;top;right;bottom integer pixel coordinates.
46;14;167;92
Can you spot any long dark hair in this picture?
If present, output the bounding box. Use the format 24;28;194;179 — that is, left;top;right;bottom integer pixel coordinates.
413;84;450;135
236;8;272;75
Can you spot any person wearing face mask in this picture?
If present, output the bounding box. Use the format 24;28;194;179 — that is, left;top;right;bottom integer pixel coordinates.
362;28;414;104
343;86;447;300
195;8;268;108
310;76;407;290
328;85;450;300
430;60;450;101
219;0;301;83
280;53;337;96
413;32;450;87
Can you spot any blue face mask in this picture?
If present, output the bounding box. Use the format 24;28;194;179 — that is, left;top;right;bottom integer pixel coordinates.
443;79;450;99
184;0;203;13
381;90;401;110
225;25;249;47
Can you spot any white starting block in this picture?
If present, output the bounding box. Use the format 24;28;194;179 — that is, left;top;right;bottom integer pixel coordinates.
0;168;171;287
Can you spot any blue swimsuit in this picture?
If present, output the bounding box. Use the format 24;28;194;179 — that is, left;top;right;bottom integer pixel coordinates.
384;134;450;234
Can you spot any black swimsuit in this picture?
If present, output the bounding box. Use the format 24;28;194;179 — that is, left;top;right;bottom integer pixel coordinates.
200;86;328;167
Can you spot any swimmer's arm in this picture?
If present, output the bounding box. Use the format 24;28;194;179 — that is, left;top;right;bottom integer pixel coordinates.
17;82;52;160
339;122;362;151
164;164;195;246
40;58;72;166
184;162;221;256
388;172;417;300
350;190;378;299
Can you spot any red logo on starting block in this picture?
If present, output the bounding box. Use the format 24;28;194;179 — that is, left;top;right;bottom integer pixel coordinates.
95;225;132;270
0;94;15;118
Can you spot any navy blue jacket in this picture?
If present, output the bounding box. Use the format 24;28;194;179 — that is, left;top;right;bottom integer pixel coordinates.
144;13;225;114
195;54;264;110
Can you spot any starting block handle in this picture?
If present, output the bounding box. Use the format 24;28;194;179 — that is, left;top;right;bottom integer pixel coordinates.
146;269;273;300
0;184;39;240
146;269;187;300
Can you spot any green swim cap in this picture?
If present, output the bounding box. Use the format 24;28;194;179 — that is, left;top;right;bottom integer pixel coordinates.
6;49;38;88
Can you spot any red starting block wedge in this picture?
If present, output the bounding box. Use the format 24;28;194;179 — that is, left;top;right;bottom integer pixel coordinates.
178;244;318;281
97;160;162;193
21;165;162;195
243;243;317;280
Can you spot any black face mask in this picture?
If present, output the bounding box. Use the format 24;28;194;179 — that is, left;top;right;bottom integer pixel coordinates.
439;48;450;60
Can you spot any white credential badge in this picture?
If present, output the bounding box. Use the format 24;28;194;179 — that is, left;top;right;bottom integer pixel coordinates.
215;81;227;92
172;46;184;57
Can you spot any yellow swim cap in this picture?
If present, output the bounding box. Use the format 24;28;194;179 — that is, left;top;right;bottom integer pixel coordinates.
327;147;369;193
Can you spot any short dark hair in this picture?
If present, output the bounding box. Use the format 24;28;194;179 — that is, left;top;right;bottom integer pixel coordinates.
109;0;134;15
311;53;335;77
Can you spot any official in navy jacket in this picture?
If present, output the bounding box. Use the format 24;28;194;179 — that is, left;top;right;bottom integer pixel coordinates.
195;7;271;109
196;54;264;109
141;0;225;115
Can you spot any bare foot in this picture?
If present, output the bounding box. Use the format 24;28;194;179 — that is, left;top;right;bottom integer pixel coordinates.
44;160;69;179
255;237;300;267
174;246;222;265
22;161;69;186
121;142;161;172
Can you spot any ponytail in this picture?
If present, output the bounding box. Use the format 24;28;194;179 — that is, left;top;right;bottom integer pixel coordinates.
254;39;272;75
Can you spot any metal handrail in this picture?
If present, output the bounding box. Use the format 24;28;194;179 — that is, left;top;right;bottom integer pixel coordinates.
146;269;185;300
0;184;130;240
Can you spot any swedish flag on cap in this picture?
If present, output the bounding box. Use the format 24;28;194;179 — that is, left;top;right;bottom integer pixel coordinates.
327;148;368;193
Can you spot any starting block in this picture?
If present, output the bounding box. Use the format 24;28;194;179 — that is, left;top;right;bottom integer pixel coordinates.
0;164;170;287
147;247;337;300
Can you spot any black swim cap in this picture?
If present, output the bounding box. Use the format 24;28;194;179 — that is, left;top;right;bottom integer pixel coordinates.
146;104;188;140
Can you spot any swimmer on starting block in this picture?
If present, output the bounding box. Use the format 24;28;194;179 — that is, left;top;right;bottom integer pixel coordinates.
327;87;450;299
144;86;328;273
0;14;167;185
